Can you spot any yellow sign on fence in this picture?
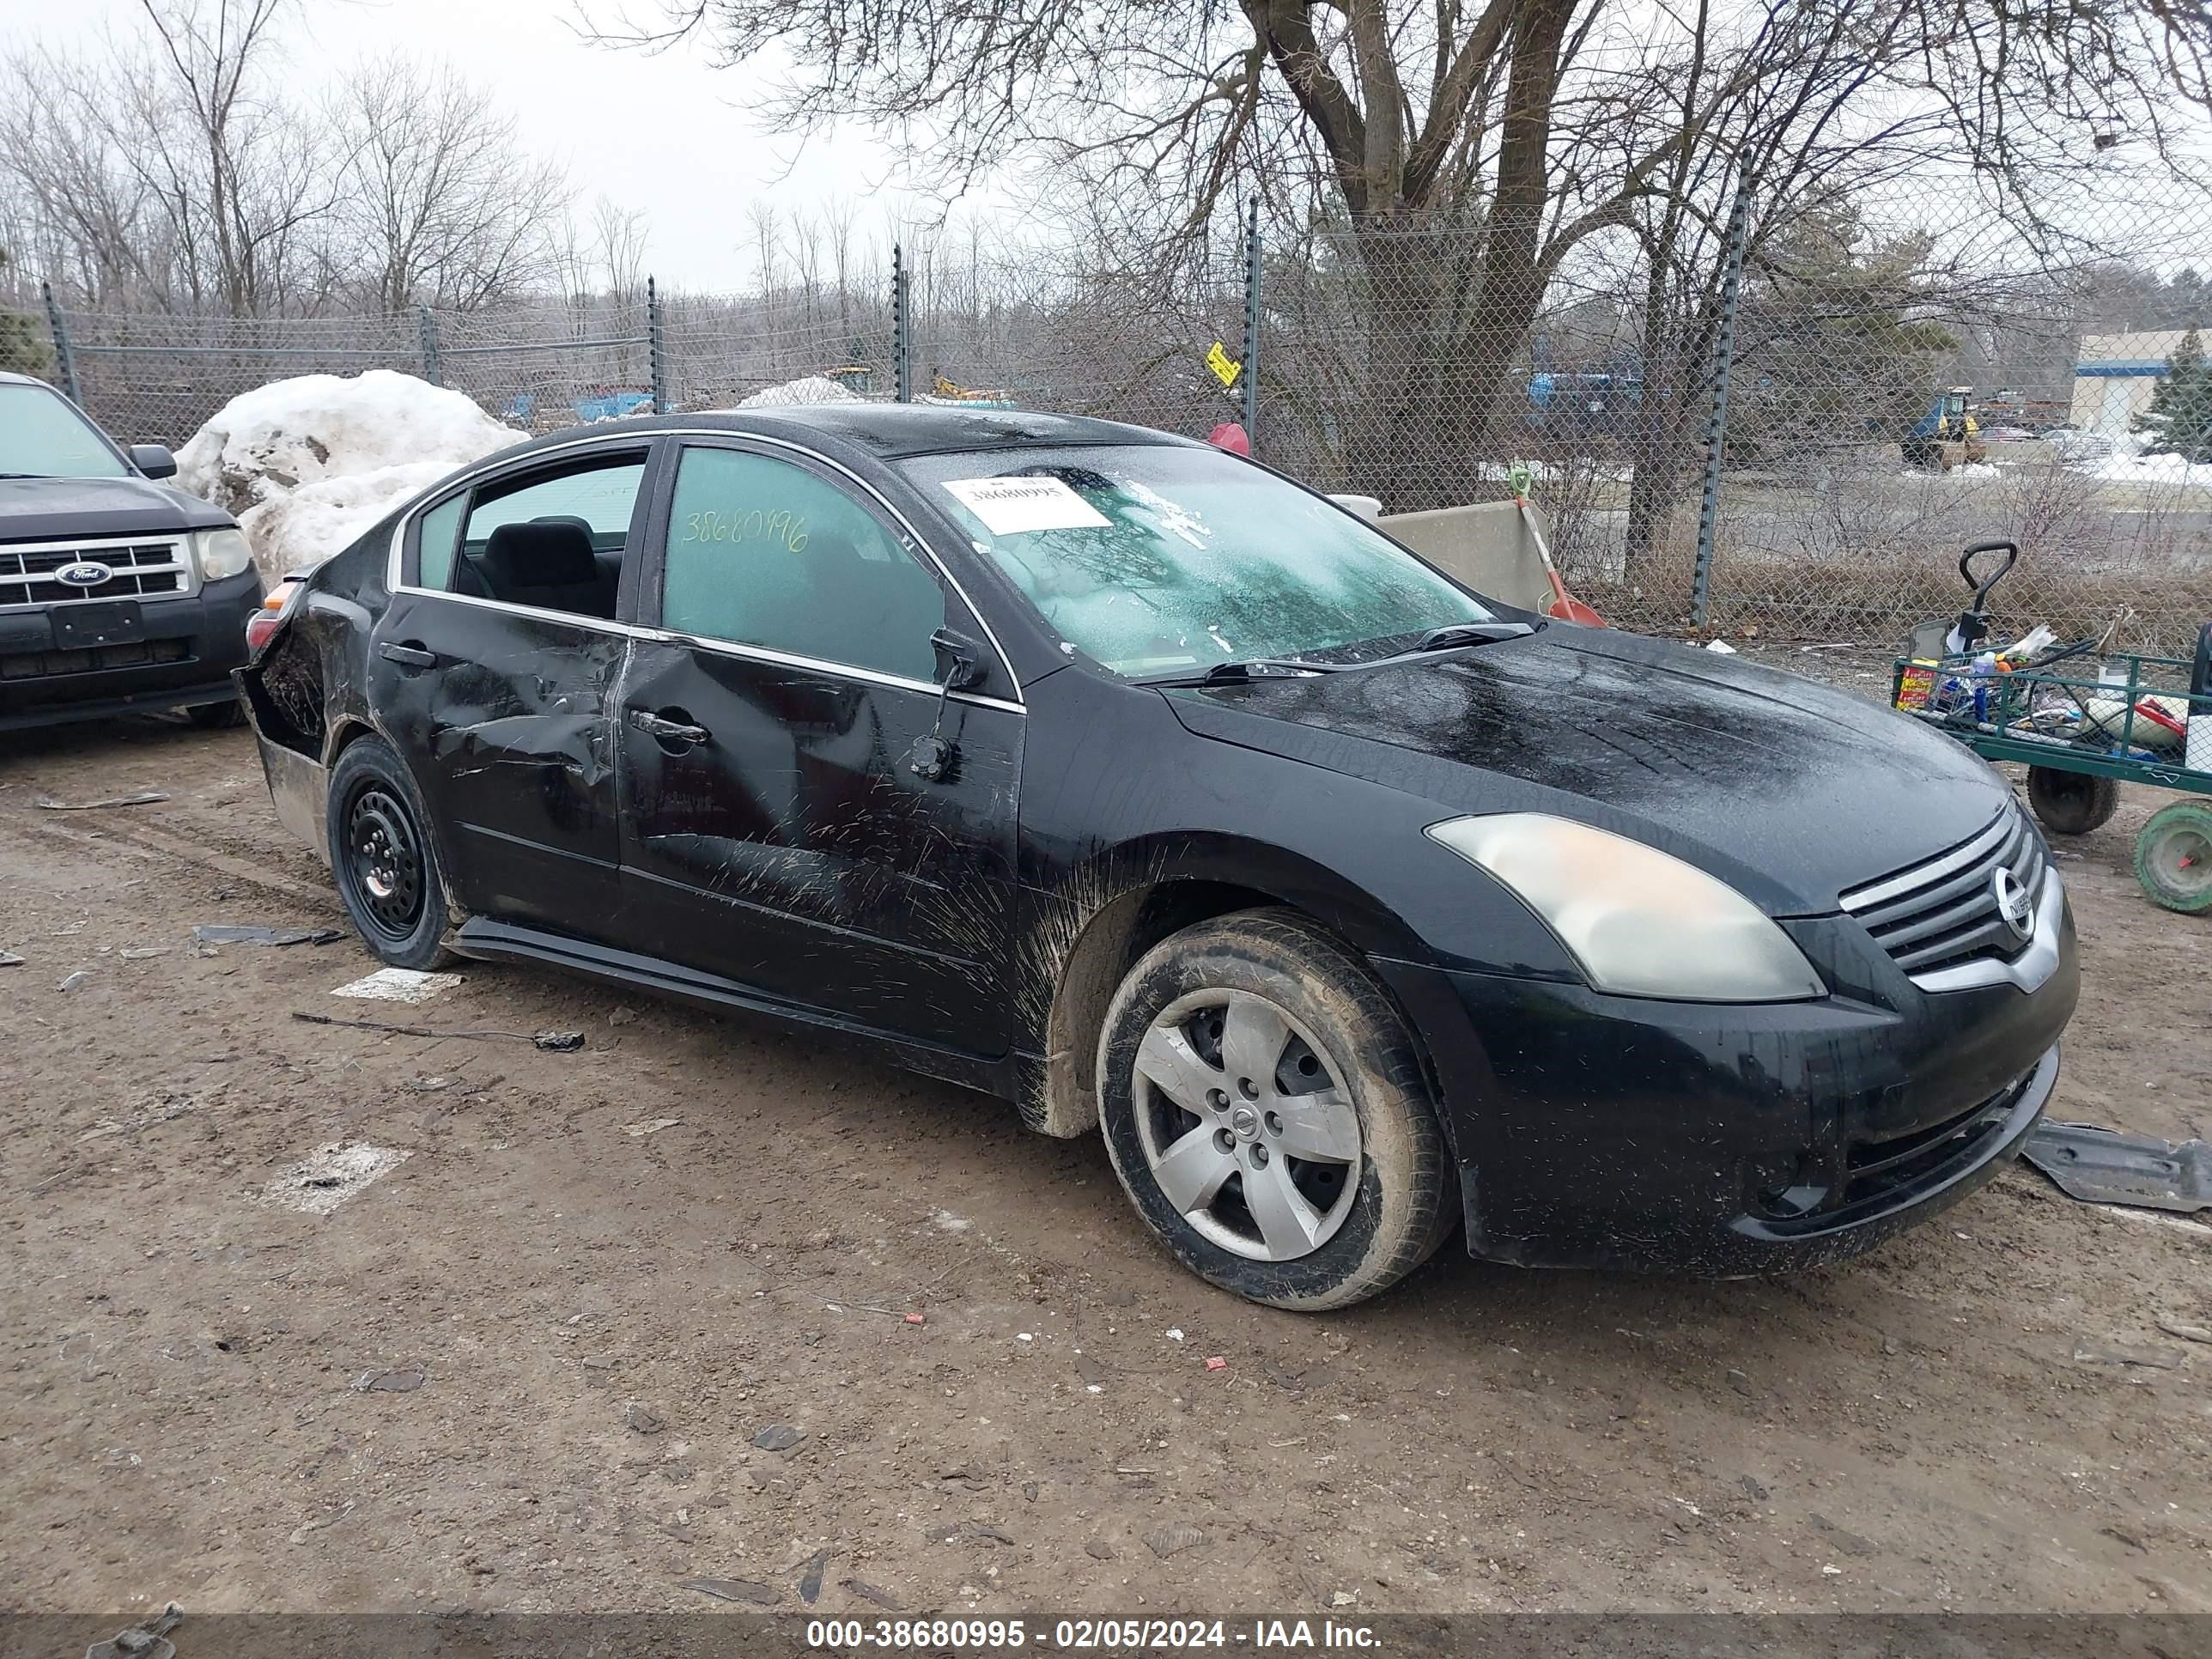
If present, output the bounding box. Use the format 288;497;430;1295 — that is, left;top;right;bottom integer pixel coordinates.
1205;341;1242;389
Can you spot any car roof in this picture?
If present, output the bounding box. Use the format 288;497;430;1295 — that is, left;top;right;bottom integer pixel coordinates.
509;403;1200;464
0;370;55;388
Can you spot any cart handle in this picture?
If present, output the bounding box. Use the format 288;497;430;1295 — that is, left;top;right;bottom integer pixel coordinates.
1959;539;2018;610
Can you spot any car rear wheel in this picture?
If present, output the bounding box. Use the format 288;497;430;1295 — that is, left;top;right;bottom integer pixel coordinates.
186;696;248;729
1097;908;1453;1310
328;736;453;968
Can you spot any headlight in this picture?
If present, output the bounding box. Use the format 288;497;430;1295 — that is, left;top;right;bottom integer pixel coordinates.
1425;812;1825;1002
194;527;254;580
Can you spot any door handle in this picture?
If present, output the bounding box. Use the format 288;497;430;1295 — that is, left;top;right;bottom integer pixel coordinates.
378;641;437;669
627;708;710;745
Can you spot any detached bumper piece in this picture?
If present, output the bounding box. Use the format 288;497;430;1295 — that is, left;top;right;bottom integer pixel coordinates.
2020;1120;2212;1214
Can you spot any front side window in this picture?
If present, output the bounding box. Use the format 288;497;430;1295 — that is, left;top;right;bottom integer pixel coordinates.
0;383;128;480
660;446;945;683
443;455;646;618
898;444;1492;677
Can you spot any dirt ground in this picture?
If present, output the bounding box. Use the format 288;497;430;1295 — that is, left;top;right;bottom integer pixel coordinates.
4;692;2209;1623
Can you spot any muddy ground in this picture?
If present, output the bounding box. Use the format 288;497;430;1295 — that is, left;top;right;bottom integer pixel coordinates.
3;696;2209;1623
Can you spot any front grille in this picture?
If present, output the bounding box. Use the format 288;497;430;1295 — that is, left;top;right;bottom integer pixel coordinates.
0;637;191;680
0;538;192;608
1838;804;2047;981
1840;1073;2028;1207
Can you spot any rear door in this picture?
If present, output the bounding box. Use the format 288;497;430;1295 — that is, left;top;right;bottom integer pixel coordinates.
371;442;659;931
611;437;1022;1054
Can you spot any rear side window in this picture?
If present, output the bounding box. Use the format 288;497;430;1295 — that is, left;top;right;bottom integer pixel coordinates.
660;446;944;682
441;455;647;620
416;494;465;590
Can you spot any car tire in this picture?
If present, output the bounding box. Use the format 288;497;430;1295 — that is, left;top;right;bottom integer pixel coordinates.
187;696;248;729
327;735;454;968
1096;908;1454;1310
2027;766;2118;836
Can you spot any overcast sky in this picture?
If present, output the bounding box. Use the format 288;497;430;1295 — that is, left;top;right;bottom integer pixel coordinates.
0;0;958;289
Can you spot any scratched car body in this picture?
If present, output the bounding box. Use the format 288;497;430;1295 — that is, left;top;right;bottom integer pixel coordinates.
240;406;2078;1308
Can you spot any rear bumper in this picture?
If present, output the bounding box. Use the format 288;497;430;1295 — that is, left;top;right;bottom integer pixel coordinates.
0;571;262;730
1373;906;2078;1274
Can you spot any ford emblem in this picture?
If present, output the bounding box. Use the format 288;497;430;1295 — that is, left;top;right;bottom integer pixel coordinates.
55;561;113;588
1990;866;2036;942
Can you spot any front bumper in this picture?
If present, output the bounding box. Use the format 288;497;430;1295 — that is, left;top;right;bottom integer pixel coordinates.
0;571;262;730
1373;901;2079;1274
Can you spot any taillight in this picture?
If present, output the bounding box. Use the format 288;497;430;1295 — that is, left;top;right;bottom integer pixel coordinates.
246;580;300;653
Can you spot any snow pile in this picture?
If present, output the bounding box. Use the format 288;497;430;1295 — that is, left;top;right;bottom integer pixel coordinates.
733;374;864;409
177;370;525;575
2094;444;2212;488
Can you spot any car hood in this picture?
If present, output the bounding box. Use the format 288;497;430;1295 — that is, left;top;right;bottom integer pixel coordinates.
1164;627;2012;915
0;475;232;542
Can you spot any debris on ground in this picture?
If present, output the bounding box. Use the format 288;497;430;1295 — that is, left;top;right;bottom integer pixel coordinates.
83;1600;183;1659
799;1547;830;1605
350;1368;426;1393
2156;1318;2212;1344
752;1423;806;1452
1142;1523;1206;1559
263;1143;411;1216
331;968;466;1003
291;1012;586;1051
843;1578;902;1611
1205;1355;1228;1372
2022;1121;2210;1213
58;969;89;992
678;1576;779;1605
623;1402;665;1434
1084;1540;1115;1561
621;1119;682;1137
904;1313;926;1326
197;923;343;947
608;1007;639;1026
119;946;171;960
2073;1340;2187;1370
1704;640;1739;653
0;950;22;967
33;792;168;811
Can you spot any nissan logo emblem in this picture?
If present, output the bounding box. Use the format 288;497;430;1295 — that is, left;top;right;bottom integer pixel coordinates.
55;561;113;588
1990;866;2036;942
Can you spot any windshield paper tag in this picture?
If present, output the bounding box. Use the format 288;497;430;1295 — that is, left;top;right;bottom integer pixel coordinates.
942;476;1110;535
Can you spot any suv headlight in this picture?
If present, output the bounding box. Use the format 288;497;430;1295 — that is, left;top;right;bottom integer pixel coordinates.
1426;813;1826;1003
194;527;254;581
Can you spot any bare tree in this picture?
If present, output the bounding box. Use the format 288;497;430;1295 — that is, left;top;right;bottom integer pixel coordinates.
599;0;2212;504
326;54;573;313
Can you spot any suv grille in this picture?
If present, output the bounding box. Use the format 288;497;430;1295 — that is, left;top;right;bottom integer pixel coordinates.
1838;804;2047;983
0;539;192;608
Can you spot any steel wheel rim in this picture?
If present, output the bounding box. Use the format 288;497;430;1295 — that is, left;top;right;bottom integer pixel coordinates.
2147;821;2212;902
345;785;425;939
1131;987;1362;1262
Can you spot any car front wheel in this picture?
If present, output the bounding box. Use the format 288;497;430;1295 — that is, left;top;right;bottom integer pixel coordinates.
327;736;453;968
1096;908;1454;1310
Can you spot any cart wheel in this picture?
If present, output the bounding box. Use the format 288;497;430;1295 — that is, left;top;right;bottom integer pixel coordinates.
2133;801;2212;915
2027;767;2119;836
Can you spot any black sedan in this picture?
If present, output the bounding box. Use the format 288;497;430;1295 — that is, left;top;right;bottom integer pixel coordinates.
240;406;2078;1308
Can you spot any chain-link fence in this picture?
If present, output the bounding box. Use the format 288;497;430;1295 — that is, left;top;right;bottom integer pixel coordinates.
21;177;2212;653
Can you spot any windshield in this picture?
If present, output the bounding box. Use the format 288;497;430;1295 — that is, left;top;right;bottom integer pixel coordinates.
0;383;129;479
898;444;1492;677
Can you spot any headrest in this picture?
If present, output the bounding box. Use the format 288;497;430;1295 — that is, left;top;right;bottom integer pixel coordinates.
482;519;599;587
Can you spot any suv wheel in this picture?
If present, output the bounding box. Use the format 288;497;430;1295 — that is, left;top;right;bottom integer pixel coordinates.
1097;908;1453;1310
328;736;453;968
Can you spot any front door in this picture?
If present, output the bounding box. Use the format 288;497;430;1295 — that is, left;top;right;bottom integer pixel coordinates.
612;439;1021;1055
369;445;655;930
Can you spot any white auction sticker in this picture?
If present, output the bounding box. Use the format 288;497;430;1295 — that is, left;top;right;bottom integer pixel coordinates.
942;475;1110;535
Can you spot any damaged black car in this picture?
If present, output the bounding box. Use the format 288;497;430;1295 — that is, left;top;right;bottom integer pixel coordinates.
240;406;2078;1308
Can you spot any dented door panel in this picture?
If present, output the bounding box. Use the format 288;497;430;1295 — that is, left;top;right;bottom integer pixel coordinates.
614;637;1020;1054
368;592;630;927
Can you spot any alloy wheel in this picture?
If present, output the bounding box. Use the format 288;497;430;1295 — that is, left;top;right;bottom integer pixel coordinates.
1130;988;1363;1261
